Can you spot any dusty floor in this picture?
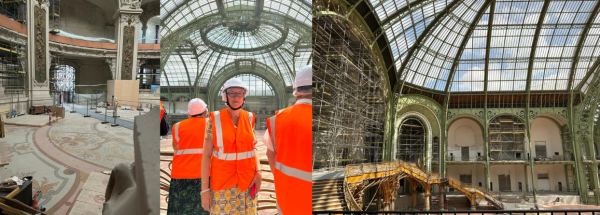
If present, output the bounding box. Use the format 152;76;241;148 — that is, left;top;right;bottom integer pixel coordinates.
1;111;135;214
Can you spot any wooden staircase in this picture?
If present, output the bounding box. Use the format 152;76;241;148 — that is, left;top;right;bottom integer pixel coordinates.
312;179;345;211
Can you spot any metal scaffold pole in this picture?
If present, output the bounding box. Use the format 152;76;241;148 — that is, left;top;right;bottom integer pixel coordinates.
111;97;119;127
83;99;90;117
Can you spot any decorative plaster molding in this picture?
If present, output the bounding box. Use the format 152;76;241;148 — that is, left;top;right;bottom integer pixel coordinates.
48;42;118;58
120;0;142;10
0;26;27;45
140;1;160;26
33;5;48;87
120;14;141;27
36;0;50;8
137;59;147;72
105;58;117;80
137;51;160;59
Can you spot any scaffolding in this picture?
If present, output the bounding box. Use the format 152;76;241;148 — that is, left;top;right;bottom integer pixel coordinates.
0;40;27;116
488;115;526;161
0;41;25;89
313;15;385;171
0;0;26;24
397;117;426;163
49;0;60;34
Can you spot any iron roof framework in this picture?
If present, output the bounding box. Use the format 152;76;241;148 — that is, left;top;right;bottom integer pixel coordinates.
362;0;600;95
160;0;312;92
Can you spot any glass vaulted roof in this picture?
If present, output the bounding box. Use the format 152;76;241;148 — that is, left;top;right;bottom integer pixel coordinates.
161;0;311;87
369;0;600;93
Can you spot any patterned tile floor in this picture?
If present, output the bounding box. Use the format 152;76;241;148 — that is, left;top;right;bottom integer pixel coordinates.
2;110;134;214
160;129;277;215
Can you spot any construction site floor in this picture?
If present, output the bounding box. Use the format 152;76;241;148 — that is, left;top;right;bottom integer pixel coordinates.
0;111;134;214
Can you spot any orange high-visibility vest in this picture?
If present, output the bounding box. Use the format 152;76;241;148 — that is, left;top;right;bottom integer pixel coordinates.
267;101;312;215
160;101;165;122
209;109;256;191
274;109;283;115
171;117;208;179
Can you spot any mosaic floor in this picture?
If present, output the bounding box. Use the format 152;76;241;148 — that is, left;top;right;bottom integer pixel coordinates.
160;129;277;215
1;110;134;214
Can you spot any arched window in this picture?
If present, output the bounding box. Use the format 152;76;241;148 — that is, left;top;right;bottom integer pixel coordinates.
219;74;274;96
397;117;426;163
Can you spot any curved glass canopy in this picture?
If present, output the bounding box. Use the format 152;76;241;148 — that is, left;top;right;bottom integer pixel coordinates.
368;0;600;93
160;0;311;87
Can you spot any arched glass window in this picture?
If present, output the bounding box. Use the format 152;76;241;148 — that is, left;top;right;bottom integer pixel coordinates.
219;74;274;96
53;65;75;92
397;117;426;163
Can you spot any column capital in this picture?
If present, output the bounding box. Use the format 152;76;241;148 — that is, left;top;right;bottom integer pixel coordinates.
118;13;142;27
34;0;50;8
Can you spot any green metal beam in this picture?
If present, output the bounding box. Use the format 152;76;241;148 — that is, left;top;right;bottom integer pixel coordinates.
161;0;193;26
568;1;600;91
372;0;438;48
379;0;427;26
345;0;363;18
524;0;551;205
192;50;215;95
483;0;495;191
177;52;194;94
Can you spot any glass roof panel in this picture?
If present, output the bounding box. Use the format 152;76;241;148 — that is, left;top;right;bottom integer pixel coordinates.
370;0;600;93
162;0;310;88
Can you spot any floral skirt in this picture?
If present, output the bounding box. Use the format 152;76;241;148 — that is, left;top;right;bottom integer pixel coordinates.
167;178;210;215
211;185;257;215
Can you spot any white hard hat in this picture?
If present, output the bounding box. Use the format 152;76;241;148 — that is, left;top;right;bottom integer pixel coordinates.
221;78;249;102
188;98;207;116
293;65;312;96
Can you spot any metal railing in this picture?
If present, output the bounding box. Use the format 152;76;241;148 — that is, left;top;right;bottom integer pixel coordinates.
447;156;486;162
313;210;600;215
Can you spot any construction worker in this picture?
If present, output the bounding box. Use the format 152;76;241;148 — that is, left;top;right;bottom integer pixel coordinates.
263;64;312;215
167;98;210;215
201;78;261;214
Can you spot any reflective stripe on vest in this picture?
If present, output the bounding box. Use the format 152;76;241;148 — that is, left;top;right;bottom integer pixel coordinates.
213;111;255;160
175;148;203;155
173;119;206;156
275;161;311;182
269;116;277;153
174;122;180;144
213;150;255;160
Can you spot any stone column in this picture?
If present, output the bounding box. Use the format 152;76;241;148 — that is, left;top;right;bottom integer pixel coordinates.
411;183;417;208
439;185;445;210
424;187;431;211
114;0;142;81
141;24;147;44
27;0;53;107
